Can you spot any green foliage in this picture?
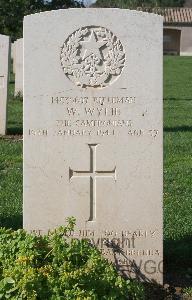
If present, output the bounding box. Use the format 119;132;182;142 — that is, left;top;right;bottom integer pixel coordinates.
46;0;84;10
93;0;184;8
0;0;44;40
0;218;144;299
159;0;185;6
182;286;192;297
0;0;84;41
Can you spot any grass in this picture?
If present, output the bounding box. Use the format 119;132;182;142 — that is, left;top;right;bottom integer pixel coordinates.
183;287;192;297
7;61;23;135
0;56;192;287
0;139;22;229
163;57;192;275
7;98;23;135
0;66;23;229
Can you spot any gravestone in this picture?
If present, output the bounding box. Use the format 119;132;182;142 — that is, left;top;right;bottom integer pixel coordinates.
14;38;23;96
24;9;163;283
0;34;10;135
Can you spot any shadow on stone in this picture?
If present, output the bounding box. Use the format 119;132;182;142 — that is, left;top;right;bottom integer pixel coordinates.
103;240;168;299
104;239;192;298
104;239;161;283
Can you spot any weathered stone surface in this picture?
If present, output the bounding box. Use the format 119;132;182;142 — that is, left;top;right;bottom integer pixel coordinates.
24;9;163;283
0;34;10;135
14;38;23;96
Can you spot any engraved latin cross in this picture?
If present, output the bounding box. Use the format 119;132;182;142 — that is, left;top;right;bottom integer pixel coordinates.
69;144;116;221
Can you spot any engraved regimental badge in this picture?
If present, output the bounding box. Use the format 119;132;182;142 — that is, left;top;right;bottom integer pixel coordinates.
60;26;125;88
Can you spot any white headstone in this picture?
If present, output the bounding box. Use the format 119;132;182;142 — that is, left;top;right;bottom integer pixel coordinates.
24;9;163;283
14;38;23;96
0;34;10;135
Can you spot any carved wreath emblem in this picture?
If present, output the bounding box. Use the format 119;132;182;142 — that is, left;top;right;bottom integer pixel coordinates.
60;26;125;88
